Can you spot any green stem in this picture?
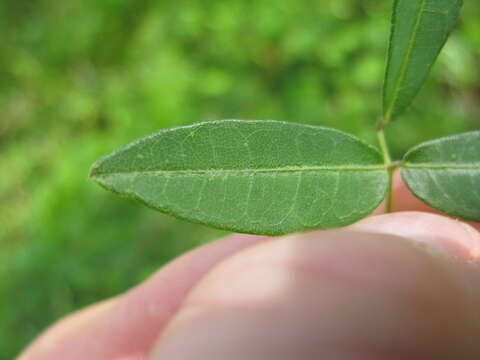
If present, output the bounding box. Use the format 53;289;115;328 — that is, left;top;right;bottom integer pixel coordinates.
377;128;391;164
376;128;394;213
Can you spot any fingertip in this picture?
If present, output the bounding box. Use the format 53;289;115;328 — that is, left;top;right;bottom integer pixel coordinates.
149;226;480;359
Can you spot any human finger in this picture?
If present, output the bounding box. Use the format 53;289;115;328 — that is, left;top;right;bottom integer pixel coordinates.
149;212;480;359
19;234;268;360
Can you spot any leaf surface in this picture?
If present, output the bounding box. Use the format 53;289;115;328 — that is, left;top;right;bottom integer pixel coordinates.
383;0;462;122
91;120;388;235
402;131;480;221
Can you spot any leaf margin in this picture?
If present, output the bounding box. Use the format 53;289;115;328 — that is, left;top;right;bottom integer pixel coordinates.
90;120;390;235
400;130;480;222
382;0;463;123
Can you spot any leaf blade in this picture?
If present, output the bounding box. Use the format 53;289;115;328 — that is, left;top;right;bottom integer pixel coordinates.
91;120;388;235
383;0;462;122
401;131;480;222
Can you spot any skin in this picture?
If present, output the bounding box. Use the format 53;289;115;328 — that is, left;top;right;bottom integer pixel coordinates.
19;175;480;360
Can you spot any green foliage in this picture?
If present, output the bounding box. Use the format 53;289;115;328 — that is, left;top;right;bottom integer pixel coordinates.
91;120;388;235
91;0;477;233
402;131;480;221
383;0;463;122
1;0;479;357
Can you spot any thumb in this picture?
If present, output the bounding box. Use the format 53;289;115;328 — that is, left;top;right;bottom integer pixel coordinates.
148;212;480;360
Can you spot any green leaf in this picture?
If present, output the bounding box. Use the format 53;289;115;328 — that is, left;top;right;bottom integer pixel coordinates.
401;131;480;222
90;120;388;235
383;0;462;122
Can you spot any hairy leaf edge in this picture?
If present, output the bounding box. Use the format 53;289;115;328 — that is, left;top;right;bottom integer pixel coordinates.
93;170;388;236
90;120;389;235
90;119;385;177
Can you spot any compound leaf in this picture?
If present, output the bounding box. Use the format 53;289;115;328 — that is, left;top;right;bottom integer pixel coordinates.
402;131;480;222
90;120;388;235
383;0;462;122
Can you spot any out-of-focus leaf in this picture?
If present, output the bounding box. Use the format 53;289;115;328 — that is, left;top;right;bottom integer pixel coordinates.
383;0;463;122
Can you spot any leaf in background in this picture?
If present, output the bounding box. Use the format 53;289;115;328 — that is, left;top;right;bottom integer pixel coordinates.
383;0;463;122
402;131;480;222
90;120;388;235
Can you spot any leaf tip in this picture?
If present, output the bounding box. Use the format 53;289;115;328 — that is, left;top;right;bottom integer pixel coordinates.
88;159;103;181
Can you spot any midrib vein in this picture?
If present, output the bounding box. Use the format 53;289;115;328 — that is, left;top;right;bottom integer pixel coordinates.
93;165;386;177
385;0;426;120
405;163;480;170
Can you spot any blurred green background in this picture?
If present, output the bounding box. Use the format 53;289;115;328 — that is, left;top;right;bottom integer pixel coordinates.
1;0;478;356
